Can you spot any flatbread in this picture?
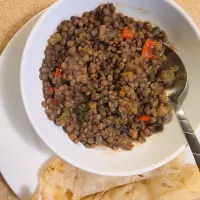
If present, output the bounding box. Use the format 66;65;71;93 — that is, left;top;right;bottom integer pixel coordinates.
83;164;200;200
33;153;184;200
33;158;77;200
73;153;184;199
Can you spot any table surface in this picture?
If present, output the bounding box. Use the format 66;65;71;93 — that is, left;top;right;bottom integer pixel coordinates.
0;0;200;199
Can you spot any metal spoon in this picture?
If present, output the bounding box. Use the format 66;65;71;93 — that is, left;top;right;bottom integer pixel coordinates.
164;44;200;170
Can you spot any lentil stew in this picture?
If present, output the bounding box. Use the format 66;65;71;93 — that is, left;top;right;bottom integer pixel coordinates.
40;3;178;150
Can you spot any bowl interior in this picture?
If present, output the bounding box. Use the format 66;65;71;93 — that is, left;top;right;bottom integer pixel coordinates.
21;0;200;176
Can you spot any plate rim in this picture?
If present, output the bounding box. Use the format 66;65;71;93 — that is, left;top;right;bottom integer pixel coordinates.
0;10;46;199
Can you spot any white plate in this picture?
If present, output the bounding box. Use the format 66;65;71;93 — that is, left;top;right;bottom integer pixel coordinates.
0;11;53;200
0;5;199;200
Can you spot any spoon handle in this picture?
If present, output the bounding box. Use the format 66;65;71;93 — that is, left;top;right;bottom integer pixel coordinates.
173;101;200;170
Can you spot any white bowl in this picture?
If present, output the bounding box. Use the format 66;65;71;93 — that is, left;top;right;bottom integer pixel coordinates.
20;0;200;176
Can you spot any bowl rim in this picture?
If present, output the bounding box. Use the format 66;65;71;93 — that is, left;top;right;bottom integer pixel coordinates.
20;0;200;176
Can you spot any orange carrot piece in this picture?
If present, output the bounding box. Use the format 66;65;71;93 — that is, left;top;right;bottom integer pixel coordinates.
141;39;160;59
90;102;97;109
54;67;61;78
121;27;134;39
138;115;151;122
119;89;126;97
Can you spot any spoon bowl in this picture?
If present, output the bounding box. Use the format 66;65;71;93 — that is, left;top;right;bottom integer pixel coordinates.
164;44;200;170
164;45;188;100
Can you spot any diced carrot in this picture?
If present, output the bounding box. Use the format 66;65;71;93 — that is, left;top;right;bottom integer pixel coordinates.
49;87;54;95
121;27;134;39
141;39;160;59
119;89;125;97
54;67;61;78
89;102;96;109
130;129;138;139
138;115;151;122
121;71;133;76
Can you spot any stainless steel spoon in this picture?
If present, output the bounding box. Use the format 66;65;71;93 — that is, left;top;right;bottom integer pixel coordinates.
164;44;200;170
